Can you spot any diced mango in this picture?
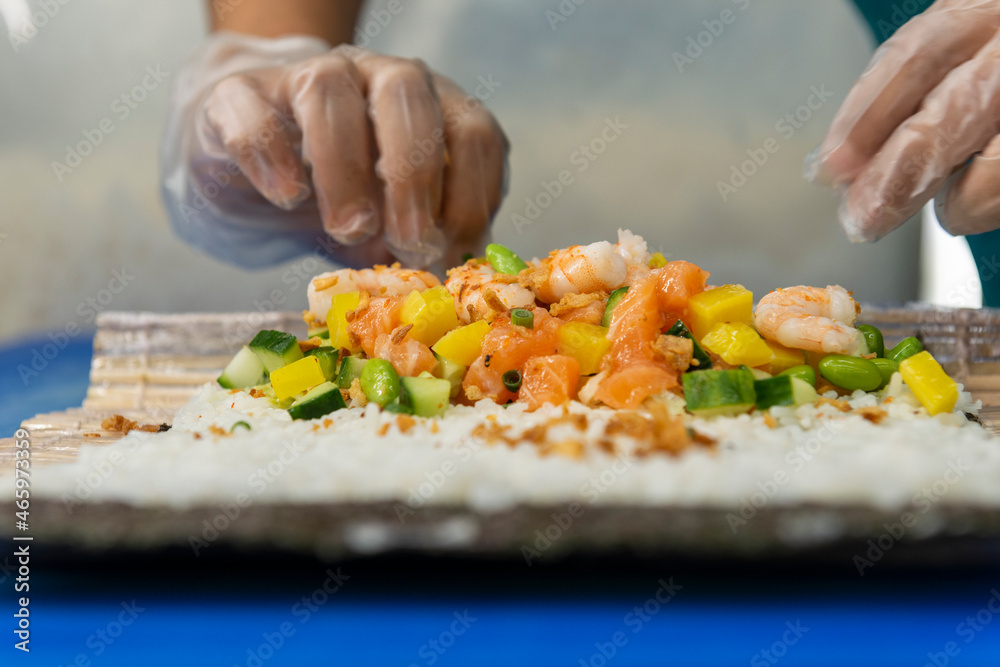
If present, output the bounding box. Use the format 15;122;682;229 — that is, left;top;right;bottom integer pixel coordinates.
556;322;611;375
326;291;361;351
649;252;668;269
400;286;460;346
762;340;805;375
899;351;958;416
700;322;775;367
431;320;491;367
687;284;754;340
270;356;326;400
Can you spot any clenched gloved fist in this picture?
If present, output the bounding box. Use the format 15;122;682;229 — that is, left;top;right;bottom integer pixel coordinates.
161;31;508;269
806;0;1000;241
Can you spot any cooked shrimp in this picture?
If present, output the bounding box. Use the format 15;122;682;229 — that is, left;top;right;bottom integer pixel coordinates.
754;285;866;355
520;229;650;303
445;260;536;324
307;265;439;322
549;291;607;325
615;229;652;284
374;329;438;378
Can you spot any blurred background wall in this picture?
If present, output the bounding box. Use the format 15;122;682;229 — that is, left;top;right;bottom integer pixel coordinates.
0;0;969;350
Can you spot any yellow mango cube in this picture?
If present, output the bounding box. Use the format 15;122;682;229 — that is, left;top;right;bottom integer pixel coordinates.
649;252;668;269
762;340;805;374
270;356;326;400
557;322;611;375
687;284;754;340
431;320;491;367
700;322;775;367
400;286;460;346
900;351;958;416
326;291;361;351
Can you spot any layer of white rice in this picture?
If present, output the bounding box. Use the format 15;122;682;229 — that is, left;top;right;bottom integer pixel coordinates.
15;378;1000;514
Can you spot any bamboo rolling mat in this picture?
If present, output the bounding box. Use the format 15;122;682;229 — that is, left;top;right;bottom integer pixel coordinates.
2;308;999;558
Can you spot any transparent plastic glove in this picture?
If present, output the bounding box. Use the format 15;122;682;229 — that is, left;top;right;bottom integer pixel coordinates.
805;0;1000;241
161;31;508;269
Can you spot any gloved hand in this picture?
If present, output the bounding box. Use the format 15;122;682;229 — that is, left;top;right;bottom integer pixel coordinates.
805;0;1000;242
161;31;508;269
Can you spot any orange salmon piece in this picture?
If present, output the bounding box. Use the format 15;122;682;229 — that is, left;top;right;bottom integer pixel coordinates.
349;296;403;357
656;261;710;330
594;361;678;410
597;261;707;409
605;273;664;370
463;308;561;402
520;355;581;411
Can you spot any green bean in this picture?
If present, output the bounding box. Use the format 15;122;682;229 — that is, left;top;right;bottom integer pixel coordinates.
602;287;629;327
485;243;528;275
360;359;401;407
870;358;899;390
856;324;884;358
778;364;816;387
817;355;882;392
885;336;923;363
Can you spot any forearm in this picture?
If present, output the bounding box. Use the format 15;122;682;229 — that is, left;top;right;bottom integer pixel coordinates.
208;0;365;45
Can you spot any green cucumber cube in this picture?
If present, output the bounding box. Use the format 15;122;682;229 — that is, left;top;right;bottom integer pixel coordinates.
218;345;266;389
337;356;368;389
682;368;756;417
399;376;451;418
249;330;303;373
288;381;346;420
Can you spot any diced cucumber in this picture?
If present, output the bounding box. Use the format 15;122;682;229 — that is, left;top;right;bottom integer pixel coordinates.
307;325;330;339
218;345;266;389
249;330;303;373
288;381;347;420
305;347;340;382
682;368;756;417
754;375;817;410
665;320;713;371
434;353;466;398
740;364;772;381
337;356;368;389
790;377;819;405
399;375;451;418
602;287;629;328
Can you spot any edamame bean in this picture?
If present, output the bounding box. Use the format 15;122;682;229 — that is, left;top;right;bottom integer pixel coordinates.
870;357;899;390
886;336;923;363
360;359;400;407
818;354;882;392
856;324;884;358
485;243;528;275
778;364;816;387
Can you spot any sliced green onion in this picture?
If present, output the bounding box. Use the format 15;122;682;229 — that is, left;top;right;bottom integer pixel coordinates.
511;308;534;329
461;253;474;263
231;421;252;432
502;369;522;392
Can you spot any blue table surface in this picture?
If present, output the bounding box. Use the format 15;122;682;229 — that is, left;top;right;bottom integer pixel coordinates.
3;332;1000;666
